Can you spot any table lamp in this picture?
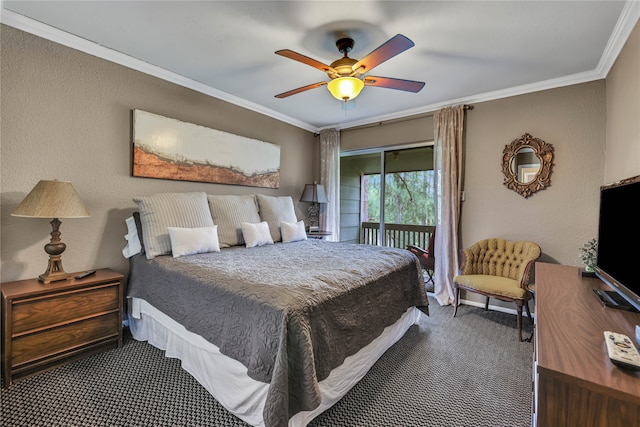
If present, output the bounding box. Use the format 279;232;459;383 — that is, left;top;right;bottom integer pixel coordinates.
11;180;91;283
300;182;328;231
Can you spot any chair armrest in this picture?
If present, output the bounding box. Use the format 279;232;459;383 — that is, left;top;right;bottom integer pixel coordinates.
407;245;429;257
518;258;538;288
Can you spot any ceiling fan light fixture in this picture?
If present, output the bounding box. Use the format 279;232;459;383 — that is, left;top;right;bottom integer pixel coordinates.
327;77;364;101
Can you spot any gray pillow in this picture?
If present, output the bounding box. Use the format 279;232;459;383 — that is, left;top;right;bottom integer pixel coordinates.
207;195;260;247
133;192;214;259
256;194;297;242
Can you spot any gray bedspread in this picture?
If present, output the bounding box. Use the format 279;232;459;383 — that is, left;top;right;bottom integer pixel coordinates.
127;239;428;427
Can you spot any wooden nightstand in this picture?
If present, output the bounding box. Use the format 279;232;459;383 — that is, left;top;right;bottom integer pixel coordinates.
1;268;124;386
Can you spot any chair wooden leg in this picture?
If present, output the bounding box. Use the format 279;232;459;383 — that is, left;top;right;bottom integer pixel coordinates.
524;300;533;324
453;287;460;317
524;300;534;342
484;296;489;311
516;302;523;342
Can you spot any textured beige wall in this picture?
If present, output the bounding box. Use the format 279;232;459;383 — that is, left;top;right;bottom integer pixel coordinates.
341;115;434;152
0;26;316;282
461;82;605;266
605;19;640;183
340;81;608;307
341;81;606;266
339;22;639;310
2;19;636;295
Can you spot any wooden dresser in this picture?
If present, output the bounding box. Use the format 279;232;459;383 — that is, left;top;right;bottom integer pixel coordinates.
533;263;640;426
1;268;124;386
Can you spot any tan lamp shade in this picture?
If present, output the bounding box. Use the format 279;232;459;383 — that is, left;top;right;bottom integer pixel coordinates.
12;180;91;219
11;180;90;284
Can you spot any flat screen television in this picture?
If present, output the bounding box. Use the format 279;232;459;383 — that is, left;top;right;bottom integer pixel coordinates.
594;174;640;312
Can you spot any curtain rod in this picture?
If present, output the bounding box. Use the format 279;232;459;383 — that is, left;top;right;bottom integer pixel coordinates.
350;104;474;130
319;104;474;134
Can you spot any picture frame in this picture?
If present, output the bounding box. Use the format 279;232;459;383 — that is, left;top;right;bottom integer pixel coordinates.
132;110;280;188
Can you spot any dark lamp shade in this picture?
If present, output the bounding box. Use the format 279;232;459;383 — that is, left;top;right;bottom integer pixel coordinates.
300;183;329;203
11;180;91;219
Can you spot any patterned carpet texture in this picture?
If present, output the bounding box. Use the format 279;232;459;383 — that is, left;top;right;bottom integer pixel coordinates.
1;298;534;427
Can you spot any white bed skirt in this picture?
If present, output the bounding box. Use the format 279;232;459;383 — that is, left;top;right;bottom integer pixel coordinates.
128;297;421;427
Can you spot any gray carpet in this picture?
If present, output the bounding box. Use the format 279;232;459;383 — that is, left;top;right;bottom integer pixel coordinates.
1;298;534;427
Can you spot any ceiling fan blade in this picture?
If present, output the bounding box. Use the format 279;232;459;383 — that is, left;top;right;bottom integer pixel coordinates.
275;82;327;99
363;76;425;93
352;34;415;74
275;49;337;74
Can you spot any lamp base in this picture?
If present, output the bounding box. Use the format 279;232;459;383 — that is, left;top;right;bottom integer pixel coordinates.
39;255;69;284
307;202;320;229
38;218;69;284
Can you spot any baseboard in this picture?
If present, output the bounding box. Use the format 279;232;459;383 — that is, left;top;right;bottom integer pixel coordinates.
424;292;535;320
459;298;535;320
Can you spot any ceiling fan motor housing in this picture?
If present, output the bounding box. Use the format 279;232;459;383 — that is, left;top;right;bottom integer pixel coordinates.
336;37;354;54
329;38;361;78
329;57;359;78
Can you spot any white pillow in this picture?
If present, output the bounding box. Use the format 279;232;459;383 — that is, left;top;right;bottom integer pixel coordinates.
168;226;220;258
241;221;274;248
256;195;297;242
281;220;308;243
133;192;214;259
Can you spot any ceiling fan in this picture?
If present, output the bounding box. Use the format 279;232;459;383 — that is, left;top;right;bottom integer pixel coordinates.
275;34;425;102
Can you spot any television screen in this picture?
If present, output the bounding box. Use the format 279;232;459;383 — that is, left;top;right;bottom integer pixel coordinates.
595;174;640;311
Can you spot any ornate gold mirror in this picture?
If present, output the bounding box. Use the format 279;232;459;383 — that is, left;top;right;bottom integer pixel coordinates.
502;133;554;198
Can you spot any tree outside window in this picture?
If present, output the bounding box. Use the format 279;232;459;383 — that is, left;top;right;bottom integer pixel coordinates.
362;170;435;225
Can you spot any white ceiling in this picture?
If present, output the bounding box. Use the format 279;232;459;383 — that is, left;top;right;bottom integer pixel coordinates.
2;1;638;132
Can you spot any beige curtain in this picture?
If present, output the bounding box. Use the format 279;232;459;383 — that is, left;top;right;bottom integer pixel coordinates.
433;106;465;305
319;129;340;242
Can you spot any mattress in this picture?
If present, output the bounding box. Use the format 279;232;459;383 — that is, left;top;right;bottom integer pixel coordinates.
129;298;422;426
127;239;428;426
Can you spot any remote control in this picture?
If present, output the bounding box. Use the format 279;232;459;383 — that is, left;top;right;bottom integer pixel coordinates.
74;270;96;280
603;331;640;371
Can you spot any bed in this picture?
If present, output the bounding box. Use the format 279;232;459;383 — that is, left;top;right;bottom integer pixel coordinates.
124;192;429;427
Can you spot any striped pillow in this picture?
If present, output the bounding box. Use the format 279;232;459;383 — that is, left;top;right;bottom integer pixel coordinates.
133;192;214;259
207;195;260;247
256;195;297;242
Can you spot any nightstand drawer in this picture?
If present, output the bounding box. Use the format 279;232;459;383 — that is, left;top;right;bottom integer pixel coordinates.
11;283;119;334
12;312;120;366
2;269;124;386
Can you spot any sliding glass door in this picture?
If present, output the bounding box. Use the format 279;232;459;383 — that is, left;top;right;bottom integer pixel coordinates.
340;144;434;248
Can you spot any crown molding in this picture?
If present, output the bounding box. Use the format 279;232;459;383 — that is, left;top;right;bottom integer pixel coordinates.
0;9;319;133
335;69;604;131
2;3;637;135
333;1;640;131
596;0;640;76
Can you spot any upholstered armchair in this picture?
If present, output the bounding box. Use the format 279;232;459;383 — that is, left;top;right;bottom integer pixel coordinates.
453;238;541;341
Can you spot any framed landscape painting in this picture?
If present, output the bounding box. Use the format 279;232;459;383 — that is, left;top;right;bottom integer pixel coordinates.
132;110;280;188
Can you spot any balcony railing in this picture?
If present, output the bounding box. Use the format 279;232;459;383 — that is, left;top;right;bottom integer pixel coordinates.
360;222;435;250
